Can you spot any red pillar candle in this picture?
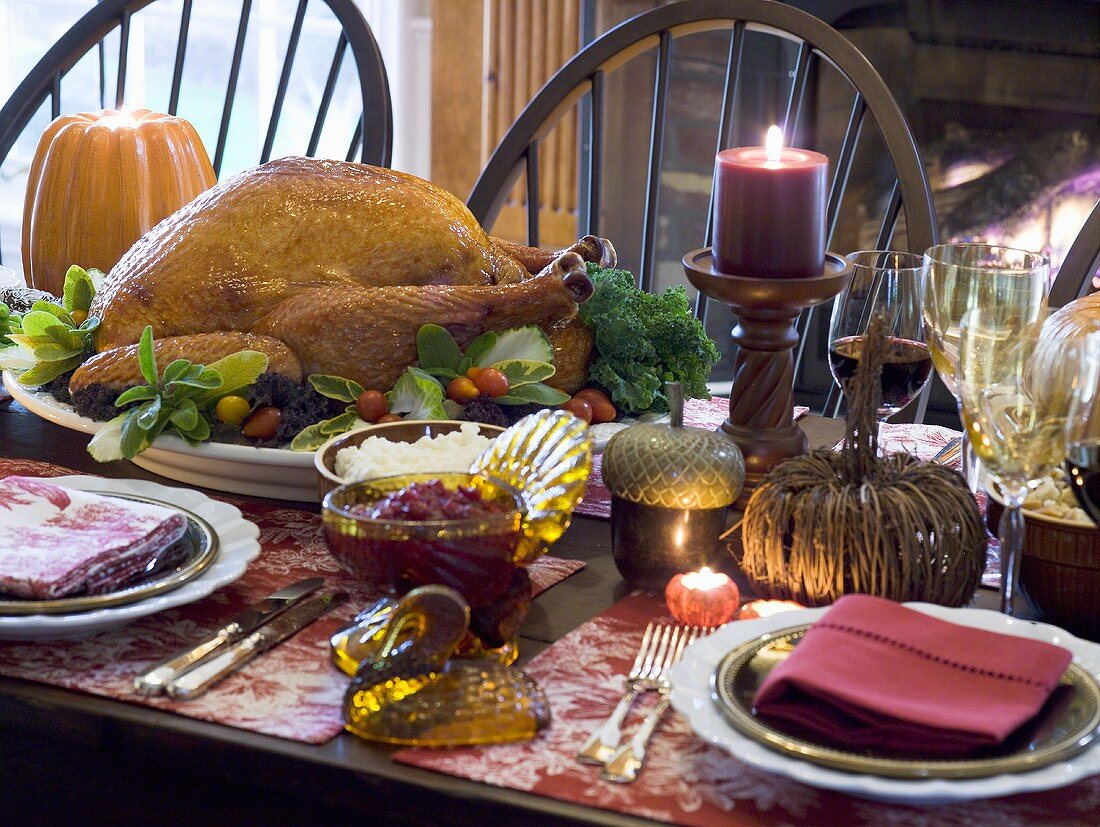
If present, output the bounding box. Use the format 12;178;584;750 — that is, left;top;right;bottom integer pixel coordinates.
712;125;828;278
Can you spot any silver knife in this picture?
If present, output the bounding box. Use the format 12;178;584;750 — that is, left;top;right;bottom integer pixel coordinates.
132;577;325;696
166;591;348;700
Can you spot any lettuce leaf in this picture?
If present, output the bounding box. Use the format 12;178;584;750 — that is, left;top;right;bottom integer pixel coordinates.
386;367;447;420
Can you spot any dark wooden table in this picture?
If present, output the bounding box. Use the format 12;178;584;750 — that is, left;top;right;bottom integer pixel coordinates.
0;397;853;825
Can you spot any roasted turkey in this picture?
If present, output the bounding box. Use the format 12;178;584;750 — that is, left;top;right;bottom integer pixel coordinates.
85;156;614;392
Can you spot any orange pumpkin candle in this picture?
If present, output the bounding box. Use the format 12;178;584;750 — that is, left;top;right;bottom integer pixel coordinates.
22;108;216;296
665;566;741;627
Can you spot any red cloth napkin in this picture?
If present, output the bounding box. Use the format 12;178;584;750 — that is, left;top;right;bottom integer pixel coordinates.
0;475;187;599
752;594;1073;758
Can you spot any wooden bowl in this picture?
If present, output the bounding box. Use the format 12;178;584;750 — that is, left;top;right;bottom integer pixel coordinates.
987;490;1100;640
314;420;505;500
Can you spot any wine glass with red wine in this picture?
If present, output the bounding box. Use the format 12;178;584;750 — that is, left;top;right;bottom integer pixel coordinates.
828;251;930;421
1064;330;1100;525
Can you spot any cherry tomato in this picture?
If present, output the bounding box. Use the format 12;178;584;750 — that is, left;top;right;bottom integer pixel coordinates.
377;413;403;423
214;395;251;425
473;367;509;398
355;389;389;423
561;397;593;424
447;376;479;402
574;389;617;423
465;366;483;381
70;309;89;325
242;406;282;439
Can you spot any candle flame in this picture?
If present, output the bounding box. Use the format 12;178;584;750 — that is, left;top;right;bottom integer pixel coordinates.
765;125;783;163
97;108;140;130
681;566;730;591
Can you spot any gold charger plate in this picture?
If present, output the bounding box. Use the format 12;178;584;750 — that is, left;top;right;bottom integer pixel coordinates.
0;494;218;616
712;625;1100;779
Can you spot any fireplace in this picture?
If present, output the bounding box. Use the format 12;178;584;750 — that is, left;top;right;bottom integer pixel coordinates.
592;0;1100;425
803;0;1100;423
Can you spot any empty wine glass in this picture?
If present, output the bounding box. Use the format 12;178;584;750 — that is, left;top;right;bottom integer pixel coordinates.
828;251;930;421
958;309;1083;615
922;243;1050;487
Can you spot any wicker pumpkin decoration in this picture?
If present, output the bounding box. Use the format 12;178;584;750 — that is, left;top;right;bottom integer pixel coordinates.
738;316;986;607
22;108;216;296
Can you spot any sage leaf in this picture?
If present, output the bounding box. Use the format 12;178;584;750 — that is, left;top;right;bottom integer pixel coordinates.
496;383;571;406
494;359;555;388
289;420;333;451
120;410;149;459
195;350;269;404
29;302;73;325
416;324;463;372
16;354;84;386
309;374;366;403
462;331;498;368
137;326;158;386
168;399;198;431
162;359;192;384
175;416;210;444
115;385;159;407
62;265;96;313
136;397;162;430
319;410;364;435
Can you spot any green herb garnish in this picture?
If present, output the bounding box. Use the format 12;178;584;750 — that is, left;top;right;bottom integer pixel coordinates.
2;265;101;386
416;324;568;406
87;326;268;461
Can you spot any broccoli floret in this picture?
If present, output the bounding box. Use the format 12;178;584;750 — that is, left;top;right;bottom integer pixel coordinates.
578;263;720;414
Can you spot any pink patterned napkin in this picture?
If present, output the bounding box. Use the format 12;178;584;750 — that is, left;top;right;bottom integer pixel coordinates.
0;475;187;599
576;400;809;519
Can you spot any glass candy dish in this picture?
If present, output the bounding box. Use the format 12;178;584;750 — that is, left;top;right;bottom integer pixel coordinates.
342;585;550;747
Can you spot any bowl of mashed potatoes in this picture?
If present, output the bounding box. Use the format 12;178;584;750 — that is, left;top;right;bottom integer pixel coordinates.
314;420;504;499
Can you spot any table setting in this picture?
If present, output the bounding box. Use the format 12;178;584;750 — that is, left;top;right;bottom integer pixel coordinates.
1;103;1100;827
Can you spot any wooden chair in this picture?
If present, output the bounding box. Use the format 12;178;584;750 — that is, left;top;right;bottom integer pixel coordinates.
465;0;937;419
0;0;392;264
1049;198;1100;308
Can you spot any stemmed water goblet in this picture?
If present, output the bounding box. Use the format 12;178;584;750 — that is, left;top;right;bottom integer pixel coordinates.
957;309;1083;615
828;251;931;424
922;243;1050;487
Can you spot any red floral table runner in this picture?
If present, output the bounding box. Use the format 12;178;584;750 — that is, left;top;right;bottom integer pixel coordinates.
0;459;584;744
395;591;1100;826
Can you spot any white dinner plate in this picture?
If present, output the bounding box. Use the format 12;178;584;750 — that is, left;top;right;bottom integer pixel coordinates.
0;475;260;640
4;371;318;500
669;603;1100;804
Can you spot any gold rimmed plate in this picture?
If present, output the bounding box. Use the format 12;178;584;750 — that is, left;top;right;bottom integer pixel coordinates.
712;625;1100;779
0;495;218;616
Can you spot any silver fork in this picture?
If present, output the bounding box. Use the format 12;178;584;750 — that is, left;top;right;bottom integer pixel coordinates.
601;625;701;783
577;622;672;764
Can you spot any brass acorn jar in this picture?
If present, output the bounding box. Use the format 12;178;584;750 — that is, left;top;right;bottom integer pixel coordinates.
603;383;745;588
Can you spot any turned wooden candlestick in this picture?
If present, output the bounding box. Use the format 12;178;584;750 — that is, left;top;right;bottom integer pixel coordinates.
683;249;852;505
